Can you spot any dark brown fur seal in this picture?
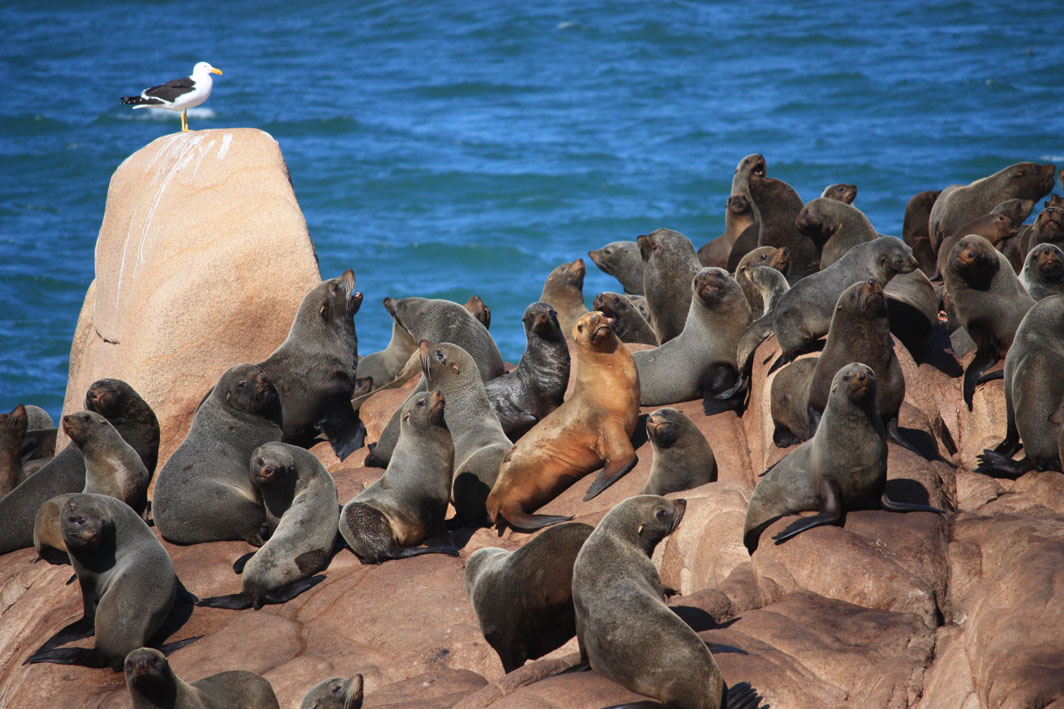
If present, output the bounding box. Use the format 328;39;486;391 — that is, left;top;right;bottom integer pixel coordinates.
464;294;491;329
589;241;645;295
902;189;942;277
0;379;159;555
125;647;280;708
540;258;589;337
153;364;283;545
421;341;512;527
771;237;917;364
977;295;1064;476
698;193;757;269
929;161;1056;251
934;212;1015;280
592;291;657;345
465;521;594;672
1018;205;1064;257
795;197;877;270
1019;243;1064;300
639;228;702;344
734;245;790;315
942;234;1035;409
749;172;818;281
25;494;193;671
746;364;943;553
821;183;857;204
0;404;28;497
339;390;457;562
633;268;751;411
198;443;337;609
487;311;639;531
300;675;364;709
574;495;753;709
259;269;365;460
641;408;717;495
484;302;571;438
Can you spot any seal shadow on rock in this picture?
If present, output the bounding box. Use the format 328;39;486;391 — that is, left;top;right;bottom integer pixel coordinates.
259;269;366;461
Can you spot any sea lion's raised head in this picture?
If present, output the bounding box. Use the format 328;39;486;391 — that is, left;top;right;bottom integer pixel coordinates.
61;411;110;447
124;648;174;701
60;494;114;551
299;674;365;709
1035;243;1064;283
950;234;1000;288
646;408;685;448
573;311;616;350
523;302;562;341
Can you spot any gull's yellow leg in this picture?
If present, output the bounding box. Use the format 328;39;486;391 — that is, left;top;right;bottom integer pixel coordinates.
181;110;189;132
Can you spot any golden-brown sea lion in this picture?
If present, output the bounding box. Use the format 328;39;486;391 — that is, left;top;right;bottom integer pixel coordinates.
540;258;590;337
486;311;640;532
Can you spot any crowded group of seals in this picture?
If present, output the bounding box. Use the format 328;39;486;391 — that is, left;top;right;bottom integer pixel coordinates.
4;152;1062;707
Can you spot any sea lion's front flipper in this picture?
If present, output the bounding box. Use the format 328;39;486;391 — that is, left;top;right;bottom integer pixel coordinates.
500;510;574;533
583;452;638;501
32;614;95;654
726;681;767;709
703;363;746;416
885;415;926;458
232;551;255;574
317;404;367;461
257;574;326;608
880;492;944;514
772;477;842;544
962;344;999;411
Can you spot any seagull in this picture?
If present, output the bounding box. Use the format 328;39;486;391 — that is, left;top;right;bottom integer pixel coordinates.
121;62;223;132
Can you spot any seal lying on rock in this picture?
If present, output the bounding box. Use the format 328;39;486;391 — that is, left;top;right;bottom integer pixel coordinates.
124;647;280;709
746;364;944;554
198;443;337;609
339;391;457;562
640;408;717;496
465;521;593;672
300;675;364;709
487;311;639;532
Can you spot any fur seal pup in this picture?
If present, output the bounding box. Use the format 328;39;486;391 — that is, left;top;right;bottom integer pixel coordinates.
153;364;283;546
364;295;505;468
259;270;364;460
977;295;1064;476
639;228;702;344
771;237;917;366
1019;243;1064;300
300;675;364;709
929;161;1056;251
821;183;857;204
487;311;640;531
991;197;1036;227
0;379;159;555
339;390;457;562
749;172;818;281
734;245;790;315
634;268;752;410
198;442;337;609
0;404;28;497
33;411;154;563
356;313;417;393
589;241;645;295
421;341;512;527
698;194;758;269
641;408;717;496
540;258;590;337
942;234;1035;409
464;294;492;329
124;647;280;709
465;521;594;672
902;189;942;277
592;291;658;345
574;495;754;709
934;212;1015;280
26;494;191;671
484;302;571;439
795;197;876;270
745;364;944;554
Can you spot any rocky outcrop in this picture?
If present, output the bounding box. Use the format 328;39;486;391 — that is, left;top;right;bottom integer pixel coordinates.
61;129;321;468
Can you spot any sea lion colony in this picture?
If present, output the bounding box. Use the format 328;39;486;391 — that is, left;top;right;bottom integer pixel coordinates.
2;156;1061;707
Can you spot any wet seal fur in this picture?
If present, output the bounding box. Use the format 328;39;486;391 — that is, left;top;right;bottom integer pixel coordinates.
259;269;365;460
1019;243;1064;300
641;408;717;496
197;442;337;609
339;390;457;562
0;379;159;555
465;521;594;672
540;258;590;337
484;302;571;439
125;647;280;708
746;364;944;553
487;311;640;532
300;675;365;709
942;234;1035;409
639;228;702;344
977;295;1064;476
25;494;197;671
153;364;283;545
589;241;645;295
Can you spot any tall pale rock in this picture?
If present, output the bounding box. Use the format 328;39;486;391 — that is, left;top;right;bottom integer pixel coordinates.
62;128;320;468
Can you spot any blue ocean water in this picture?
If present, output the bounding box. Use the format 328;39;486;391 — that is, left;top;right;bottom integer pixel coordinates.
1;1;1062;420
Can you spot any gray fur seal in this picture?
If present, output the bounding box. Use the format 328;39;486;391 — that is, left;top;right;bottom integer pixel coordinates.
465;521;593;672
821;183;857;203
153;364;283;545
1019;243;1064;300
300;675;364;709
592;291;658;345
589;241;645;295
641;408;717;495
124;647;280;708
484;302;571;439
746;364;943;554
339;390;457;562
259;269;365;460
0;379;159;555
734;245;790;315
639;228;702;344
795;197;876;270
356;311;417;393
198;442;337;609
540;258;590;337
901;189;942;278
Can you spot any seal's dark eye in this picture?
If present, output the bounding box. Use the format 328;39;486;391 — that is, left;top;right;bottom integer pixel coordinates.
332;684;343;695
416;399;425;407
577;324;583;332
655;508;666;520
238;381;246;389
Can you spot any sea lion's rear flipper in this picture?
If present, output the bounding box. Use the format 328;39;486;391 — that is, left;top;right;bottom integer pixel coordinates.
232;551;255;574
583;454;638;501
23;647;108;669
196;575;326;611
388;545;460;560
33;614;95;654
962;344;1000;411
975;368;1005;386
975;449;1033;479
885;416;926;458
317;406;367;461
772;478;842;544
726;681;767;709
880;492;944;514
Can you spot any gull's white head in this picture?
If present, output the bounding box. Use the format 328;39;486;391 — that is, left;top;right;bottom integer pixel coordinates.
193;61;223;77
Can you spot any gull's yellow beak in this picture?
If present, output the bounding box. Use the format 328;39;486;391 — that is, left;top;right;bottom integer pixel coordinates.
211;67;223;75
